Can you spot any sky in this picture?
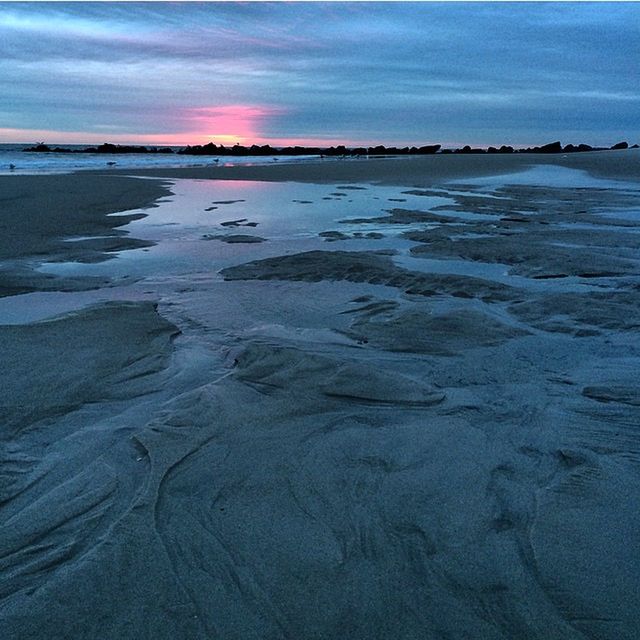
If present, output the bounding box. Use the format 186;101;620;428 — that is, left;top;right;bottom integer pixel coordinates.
0;2;638;148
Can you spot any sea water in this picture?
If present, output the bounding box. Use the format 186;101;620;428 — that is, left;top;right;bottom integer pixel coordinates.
0;143;323;175
1;165;638;327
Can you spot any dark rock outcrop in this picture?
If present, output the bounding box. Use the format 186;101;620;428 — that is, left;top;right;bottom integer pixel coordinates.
178;143;441;157
22;138;635;158
611;141;629;150
455;145;486;154
530;141;563;154
563;143;593;153
24;143;174;154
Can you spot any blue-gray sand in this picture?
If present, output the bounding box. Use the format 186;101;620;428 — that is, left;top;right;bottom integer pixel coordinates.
1;151;640;639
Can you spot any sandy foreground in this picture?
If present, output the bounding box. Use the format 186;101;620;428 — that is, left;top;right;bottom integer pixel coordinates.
108;146;640;184
1;151;640;639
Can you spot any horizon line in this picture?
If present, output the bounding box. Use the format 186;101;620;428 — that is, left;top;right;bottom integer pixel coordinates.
8;139;638;153
8;138;640;148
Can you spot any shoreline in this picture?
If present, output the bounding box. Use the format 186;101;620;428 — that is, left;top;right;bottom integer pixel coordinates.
2;151;640;639
94;148;640;185
2;150;638;297
0;173;172;296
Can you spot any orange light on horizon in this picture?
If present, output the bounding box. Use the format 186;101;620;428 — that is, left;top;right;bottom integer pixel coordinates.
0;127;196;147
184;105;283;146
205;134;252;146
0;104;287;147
1;103;394;151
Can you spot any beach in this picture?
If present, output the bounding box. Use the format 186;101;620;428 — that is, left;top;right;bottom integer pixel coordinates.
2;150;640;639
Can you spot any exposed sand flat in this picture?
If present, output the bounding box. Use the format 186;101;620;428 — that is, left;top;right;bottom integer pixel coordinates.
202;233;266;243
235;343;446;405
0;265;111;298
221;250;517;301
0;173;171;296
0;174;171;260
0;301;178;433
340;207;459;225
510;290;640;333
343;307;529;355
411;234;639;279
2;155;640;639
110;147;640;184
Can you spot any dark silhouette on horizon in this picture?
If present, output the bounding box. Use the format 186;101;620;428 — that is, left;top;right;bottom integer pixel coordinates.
22;140;637;156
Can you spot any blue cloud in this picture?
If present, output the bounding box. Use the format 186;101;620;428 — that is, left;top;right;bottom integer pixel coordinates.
1;2;638;146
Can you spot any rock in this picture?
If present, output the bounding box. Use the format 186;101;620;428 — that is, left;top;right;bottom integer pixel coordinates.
611;141;629;150
537;141;563;153
562;143;594;153
416;144;441;154
455;145;486;154
486;145;514;154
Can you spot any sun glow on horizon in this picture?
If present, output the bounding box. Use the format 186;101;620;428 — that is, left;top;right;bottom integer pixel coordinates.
181;105;283;147
0;126;393;149
0;100;377;148
1;4;638;150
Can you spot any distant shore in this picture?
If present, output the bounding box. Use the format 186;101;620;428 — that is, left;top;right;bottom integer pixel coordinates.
22;139;637;158
105;147;640;185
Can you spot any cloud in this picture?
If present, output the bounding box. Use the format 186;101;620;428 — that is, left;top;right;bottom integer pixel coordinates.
178;105;287;144
0;2;638;146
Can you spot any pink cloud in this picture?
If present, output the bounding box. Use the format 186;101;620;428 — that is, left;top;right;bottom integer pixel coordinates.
181;105;285;145
178;107;370;147
0;104;285;146
0;127;196;146
0;105;373;148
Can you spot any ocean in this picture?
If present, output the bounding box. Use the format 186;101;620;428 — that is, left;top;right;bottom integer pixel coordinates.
0;143;320;175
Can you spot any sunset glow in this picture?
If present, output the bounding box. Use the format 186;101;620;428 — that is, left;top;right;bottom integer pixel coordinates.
0;112;370;148
185;105;282;145
1;3;638;147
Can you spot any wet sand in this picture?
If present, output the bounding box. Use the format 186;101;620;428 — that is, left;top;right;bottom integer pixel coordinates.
2;151;640;639
110;147;640;184
0;173;171;296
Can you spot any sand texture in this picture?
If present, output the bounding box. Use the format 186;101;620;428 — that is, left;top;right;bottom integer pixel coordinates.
2;152;640;639
222;250;517;302
0;301;179;433
0;173;171;296
112;147;640;184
